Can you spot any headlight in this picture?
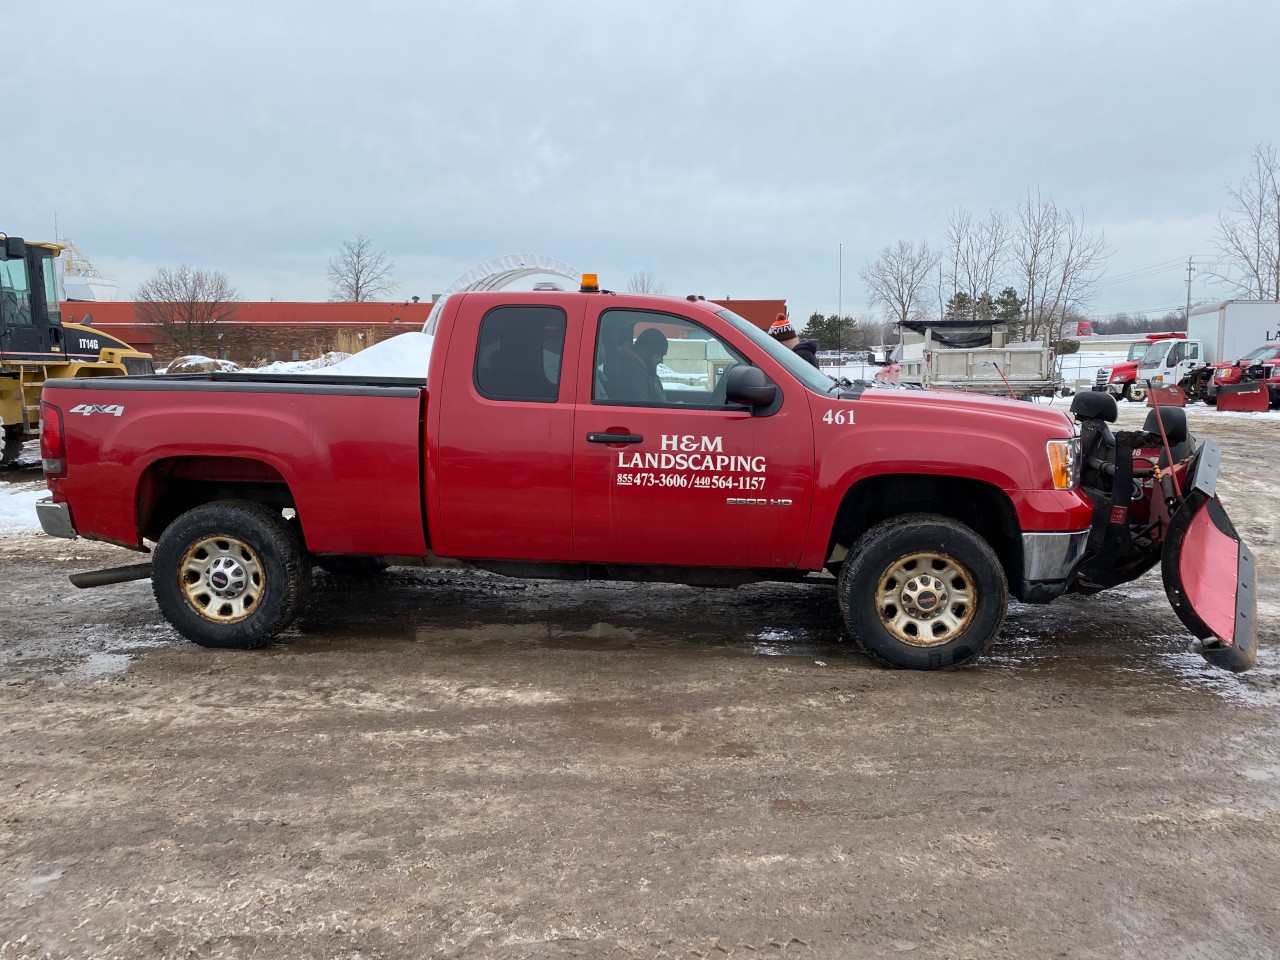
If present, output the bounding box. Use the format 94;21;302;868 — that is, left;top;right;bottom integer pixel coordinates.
1047;438;1080;490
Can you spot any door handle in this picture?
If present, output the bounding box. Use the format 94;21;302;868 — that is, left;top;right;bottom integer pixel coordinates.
586;432;643;444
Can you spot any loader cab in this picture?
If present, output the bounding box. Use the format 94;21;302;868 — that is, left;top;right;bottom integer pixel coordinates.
0;235;64;362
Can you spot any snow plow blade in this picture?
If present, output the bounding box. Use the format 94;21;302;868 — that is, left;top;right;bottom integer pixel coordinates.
1216;381;1269;413
1147;385;1187;407
1160;441;1258;672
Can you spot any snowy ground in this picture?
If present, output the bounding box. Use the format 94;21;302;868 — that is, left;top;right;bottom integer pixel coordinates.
2;395;1278;959
0;484;42;532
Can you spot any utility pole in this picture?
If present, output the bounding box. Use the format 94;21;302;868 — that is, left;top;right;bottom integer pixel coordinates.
1186;256;1194;323
838;243;842;321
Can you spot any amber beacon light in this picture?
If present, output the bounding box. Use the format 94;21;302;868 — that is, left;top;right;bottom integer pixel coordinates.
579;273;599;292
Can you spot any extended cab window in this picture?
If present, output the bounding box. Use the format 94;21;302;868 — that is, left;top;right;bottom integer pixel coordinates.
593;310;745;407
474;305;567;402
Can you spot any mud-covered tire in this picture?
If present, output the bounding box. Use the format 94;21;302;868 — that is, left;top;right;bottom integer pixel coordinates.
1123;382;1146;403
1;425;24;466
838;514;1007;670
153;500;309;648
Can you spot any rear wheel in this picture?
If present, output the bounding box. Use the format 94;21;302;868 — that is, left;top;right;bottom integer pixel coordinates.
1;425;24;465
838;515;1008;669
153;500;309;648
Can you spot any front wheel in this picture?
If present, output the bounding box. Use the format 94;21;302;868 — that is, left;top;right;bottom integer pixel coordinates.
1123;382;1146;403
838;515;1008;669
153;500;310;648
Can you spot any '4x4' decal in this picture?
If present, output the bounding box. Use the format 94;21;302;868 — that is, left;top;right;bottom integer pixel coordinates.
69;404;125;417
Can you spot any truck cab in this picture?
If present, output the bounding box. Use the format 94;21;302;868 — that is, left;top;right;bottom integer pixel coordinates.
1094;333;1186;402
1;233;154;462
1135;335;1203;395
0;235;65;361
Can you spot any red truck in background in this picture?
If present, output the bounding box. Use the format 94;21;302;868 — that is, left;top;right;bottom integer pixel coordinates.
1093;332;1185;403
35;283;1258;671
1210;342;1280;408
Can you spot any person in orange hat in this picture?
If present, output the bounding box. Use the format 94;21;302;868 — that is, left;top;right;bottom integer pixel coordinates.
767;313;820;368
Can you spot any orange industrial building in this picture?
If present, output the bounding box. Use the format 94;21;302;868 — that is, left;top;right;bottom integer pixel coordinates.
59;298;787;366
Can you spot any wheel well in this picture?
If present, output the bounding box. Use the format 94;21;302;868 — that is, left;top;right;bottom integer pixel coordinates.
828;474;1022;589
139;456;296;543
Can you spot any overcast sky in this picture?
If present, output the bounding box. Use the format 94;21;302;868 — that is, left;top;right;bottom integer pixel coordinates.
7;0;1278;321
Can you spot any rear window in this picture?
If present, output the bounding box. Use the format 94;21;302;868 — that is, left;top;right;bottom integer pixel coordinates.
473;304;567;402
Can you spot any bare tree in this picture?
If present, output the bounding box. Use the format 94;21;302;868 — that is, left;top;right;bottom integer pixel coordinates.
133;265;240;355
860;239;940;330
1211;142;1280;300
1011;192;1109;345
626;270;666;294
328;235;397;302
942;208;1010;313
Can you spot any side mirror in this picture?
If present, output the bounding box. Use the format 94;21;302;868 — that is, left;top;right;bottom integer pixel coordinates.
1;235;26;261
724;364;777;408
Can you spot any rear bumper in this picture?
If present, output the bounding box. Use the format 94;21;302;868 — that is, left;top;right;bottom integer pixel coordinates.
1020;529;1089;602
36;498;77;539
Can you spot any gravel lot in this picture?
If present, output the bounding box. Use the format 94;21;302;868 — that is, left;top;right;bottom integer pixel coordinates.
2;403;1278;959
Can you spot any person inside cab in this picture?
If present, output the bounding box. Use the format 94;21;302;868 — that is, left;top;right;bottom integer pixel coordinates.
609;327;668;403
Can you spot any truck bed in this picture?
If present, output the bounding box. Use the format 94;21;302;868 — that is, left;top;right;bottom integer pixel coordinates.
43;373;430;557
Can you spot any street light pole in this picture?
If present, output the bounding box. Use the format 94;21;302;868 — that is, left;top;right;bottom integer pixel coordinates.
838;243;842;321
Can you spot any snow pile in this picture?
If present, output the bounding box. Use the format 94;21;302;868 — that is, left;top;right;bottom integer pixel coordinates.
304;331;433;380
253;351;352;373
0;484;42;533
159;335;433;381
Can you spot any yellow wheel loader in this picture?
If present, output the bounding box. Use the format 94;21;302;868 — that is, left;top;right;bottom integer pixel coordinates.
1;233;154;463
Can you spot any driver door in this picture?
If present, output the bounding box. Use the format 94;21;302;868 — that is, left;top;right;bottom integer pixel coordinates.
572;307;813;569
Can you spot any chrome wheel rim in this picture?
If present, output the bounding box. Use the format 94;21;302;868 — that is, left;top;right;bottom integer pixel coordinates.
876;551;977;648
179;535;265;623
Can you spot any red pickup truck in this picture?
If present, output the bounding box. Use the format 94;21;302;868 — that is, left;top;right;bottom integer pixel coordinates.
35;285;1257;671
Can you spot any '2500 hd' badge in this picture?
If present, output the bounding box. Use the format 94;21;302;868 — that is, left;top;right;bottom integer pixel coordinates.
69;404;125;417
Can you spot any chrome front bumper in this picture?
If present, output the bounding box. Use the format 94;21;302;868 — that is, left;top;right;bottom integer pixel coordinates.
36;498;77;539
1020;529;1090;602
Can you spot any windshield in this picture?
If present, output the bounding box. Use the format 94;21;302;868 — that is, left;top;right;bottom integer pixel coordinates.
1137;341;1171;369
714;308;838;393
1126;343;1148;361
1242;344;1278;362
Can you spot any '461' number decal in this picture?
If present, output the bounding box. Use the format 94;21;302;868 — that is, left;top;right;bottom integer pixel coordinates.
822;408;854;426
69;403;125;417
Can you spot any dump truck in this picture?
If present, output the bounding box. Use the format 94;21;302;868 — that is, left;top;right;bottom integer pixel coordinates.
0;233;154;462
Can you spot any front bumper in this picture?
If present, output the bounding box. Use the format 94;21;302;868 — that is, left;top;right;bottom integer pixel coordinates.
36;498;77;540
1020;529;1089;602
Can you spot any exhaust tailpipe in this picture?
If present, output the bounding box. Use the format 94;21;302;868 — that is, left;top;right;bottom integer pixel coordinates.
70;563;153;589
